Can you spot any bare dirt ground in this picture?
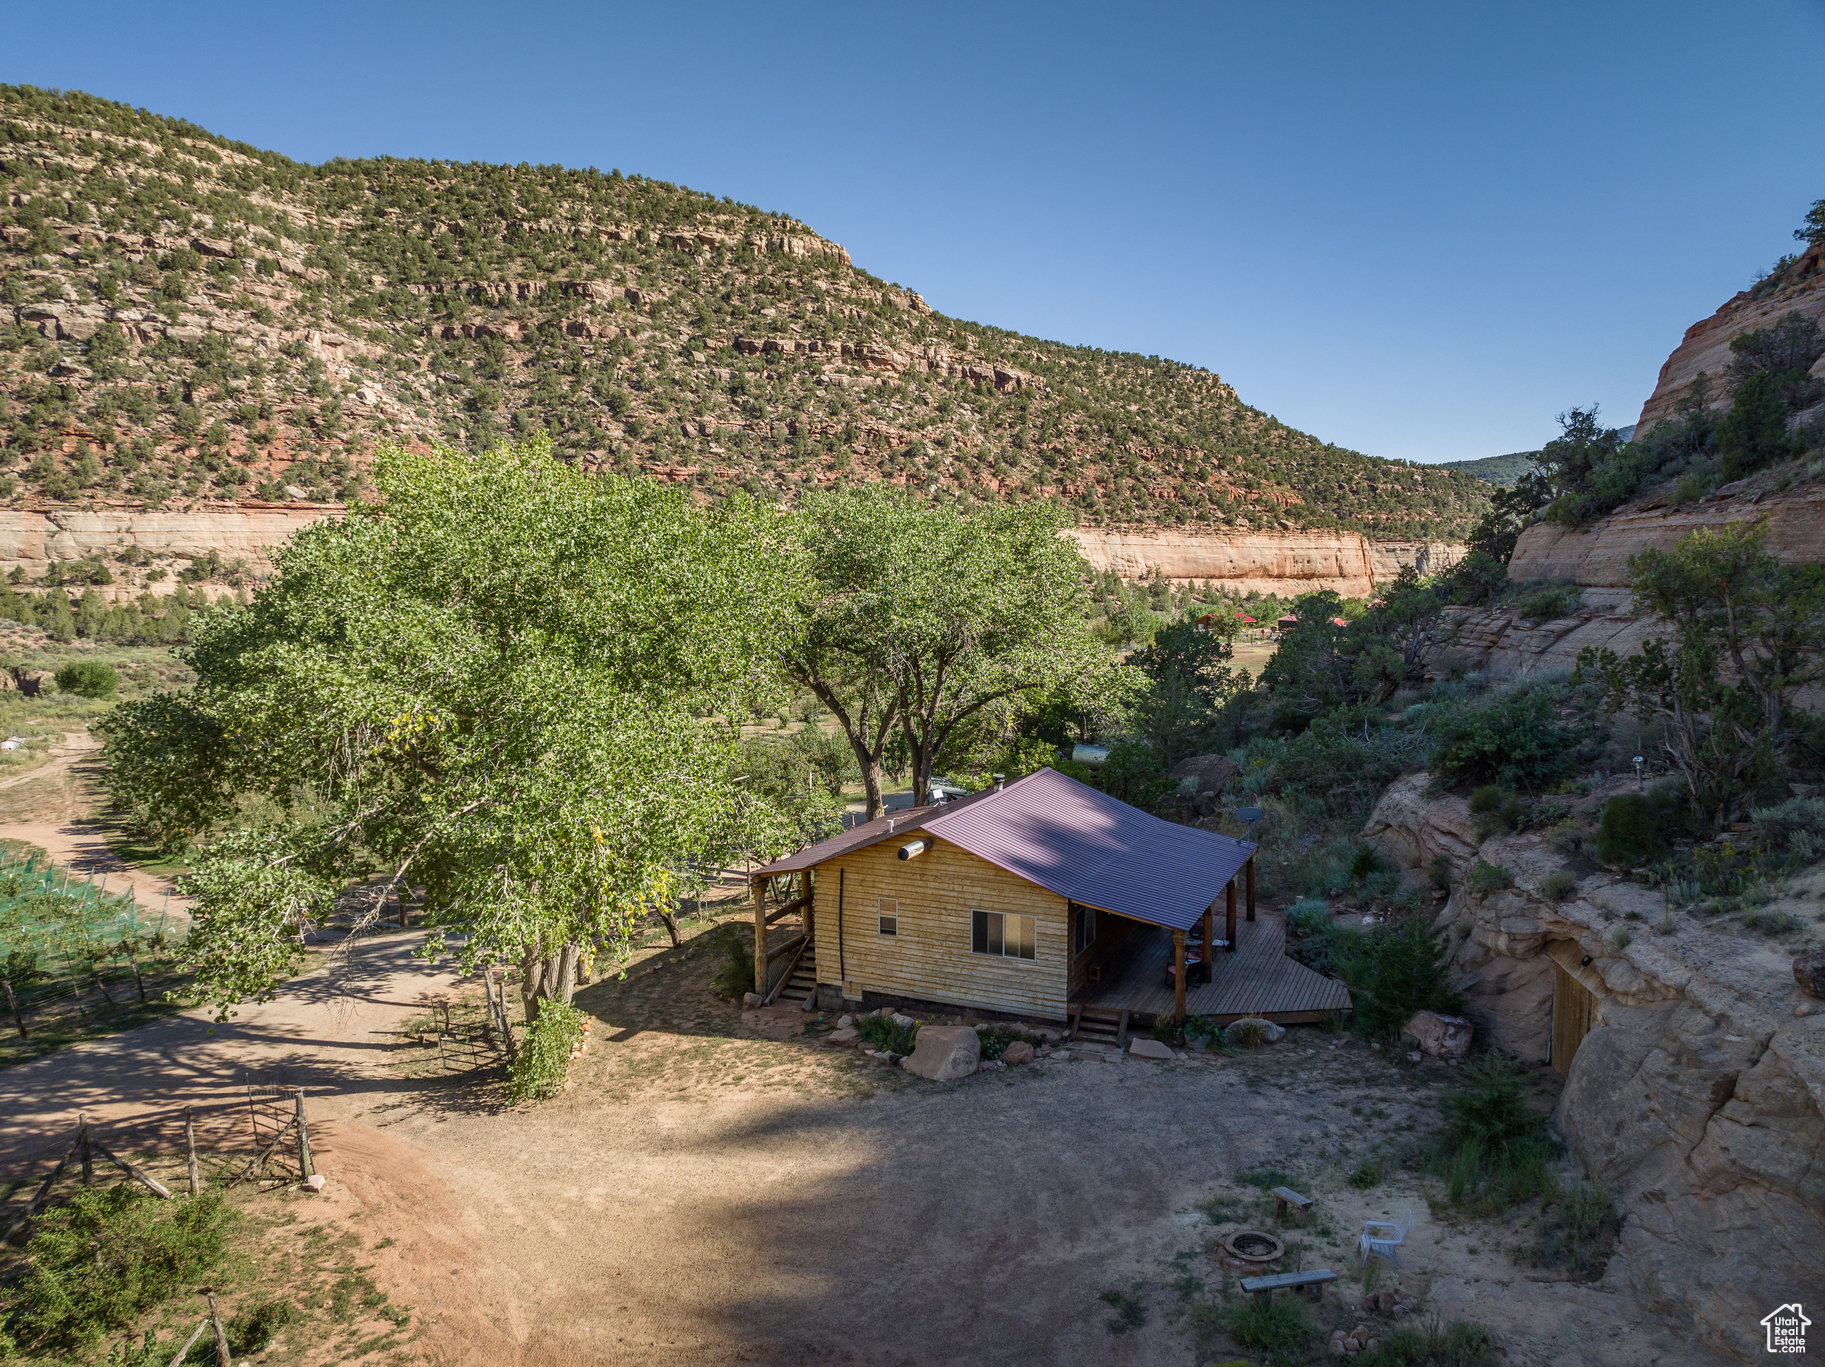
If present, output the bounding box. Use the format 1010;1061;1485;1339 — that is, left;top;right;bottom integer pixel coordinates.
0;755;1707;1367
0;725;194;920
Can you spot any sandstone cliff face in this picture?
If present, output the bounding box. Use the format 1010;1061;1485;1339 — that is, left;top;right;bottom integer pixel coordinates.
1507;478;1825;587
1364;773;1825;1363
0;506;341;596
1636;241;1825;432
1066;528;1462;597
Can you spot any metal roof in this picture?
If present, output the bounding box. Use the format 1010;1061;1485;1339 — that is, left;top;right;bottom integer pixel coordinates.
755;767;1254;933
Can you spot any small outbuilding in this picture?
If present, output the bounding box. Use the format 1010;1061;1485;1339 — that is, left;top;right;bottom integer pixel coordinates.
748;768;1349;1030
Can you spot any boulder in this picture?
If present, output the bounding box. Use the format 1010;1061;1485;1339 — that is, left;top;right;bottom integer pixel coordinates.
835;1014;855;1028
1002;1041;1035;1066
1171;753;1239;798
900;1025;979;1081
1128;1038;1174;1060
1227;1016;1286;1044
1401;1010;1473;1060
303;1173;326;1193
827;1028;859;1046
1795;949;1825;1000
741;992;762;1008
890;1012;916;1029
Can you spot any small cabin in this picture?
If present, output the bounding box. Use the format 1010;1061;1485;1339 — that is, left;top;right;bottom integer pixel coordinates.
748;768;1350;1030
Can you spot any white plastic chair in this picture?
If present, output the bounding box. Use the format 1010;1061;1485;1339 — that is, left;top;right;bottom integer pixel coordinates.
1358;1211;1410;1267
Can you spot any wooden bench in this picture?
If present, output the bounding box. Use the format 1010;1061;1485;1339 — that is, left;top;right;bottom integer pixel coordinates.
1238;1269;1337;1304
1271;1185;1314;1225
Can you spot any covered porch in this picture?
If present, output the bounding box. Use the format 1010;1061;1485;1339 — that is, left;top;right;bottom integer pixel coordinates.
1072;909;1351;1026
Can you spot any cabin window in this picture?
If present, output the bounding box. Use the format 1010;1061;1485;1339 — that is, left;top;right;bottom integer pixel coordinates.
878;897;898;937
971;909;1036;960
1072;902;1096;956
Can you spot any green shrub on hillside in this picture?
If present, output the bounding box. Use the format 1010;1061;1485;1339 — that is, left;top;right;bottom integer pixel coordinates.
53;660;119;698
1428;682;1588;793
0;1187;234;1356
1334;918;1462;1040
1594;791;1686;866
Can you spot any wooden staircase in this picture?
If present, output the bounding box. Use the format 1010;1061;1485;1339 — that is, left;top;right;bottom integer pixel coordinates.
776;942;818;1008
1069;1005;1129;1046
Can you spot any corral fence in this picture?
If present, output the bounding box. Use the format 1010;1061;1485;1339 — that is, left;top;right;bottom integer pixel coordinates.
0;849;182;1041
0;1086;322;1367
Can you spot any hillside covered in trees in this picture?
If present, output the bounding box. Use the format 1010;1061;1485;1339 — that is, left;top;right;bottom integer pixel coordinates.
0;85;1489;538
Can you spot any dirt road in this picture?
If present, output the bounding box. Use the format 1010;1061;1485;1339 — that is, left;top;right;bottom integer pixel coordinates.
0;726;194;918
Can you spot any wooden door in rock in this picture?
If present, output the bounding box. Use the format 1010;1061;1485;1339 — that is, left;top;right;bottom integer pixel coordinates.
1551;961;1597;1076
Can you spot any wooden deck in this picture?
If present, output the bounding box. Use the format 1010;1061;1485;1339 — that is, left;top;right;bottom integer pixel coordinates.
1074;912;1350;1024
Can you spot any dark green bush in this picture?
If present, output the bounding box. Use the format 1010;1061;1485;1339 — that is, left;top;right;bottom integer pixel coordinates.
1468;859;1513;893
506;999;585;1103
1336;918;1462;1039
53;659;119;698
1594;791;1684;866
1429;684;1586;793
1540;869;1579;902
1522;1183;1620;1282
710;925;756;1001
1432;1054;1559;1213
1358;1318;1500;1367
1226;1293;1311;1358
858;1012;918;1055
0;1187;234;1356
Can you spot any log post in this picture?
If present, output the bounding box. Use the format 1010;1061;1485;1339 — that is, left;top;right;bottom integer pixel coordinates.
184;1107;201;1196
2;977;25;1039
79;1117;92;1186
1172;929;1187;1025
802;871;814;945
1226;879;1238;952
293;1090;314;1179
751;877;768;995
206;1290;231;1367
165;1317;209;1367
1246;856;1256;922
1202;901;1215;975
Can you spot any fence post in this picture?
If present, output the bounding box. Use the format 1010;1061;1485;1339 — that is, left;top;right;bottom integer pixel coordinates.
78;1116;92;1186
206;1290;231;1367
184;1107;201;1197
293;1090;313;1180
2;977;24;1039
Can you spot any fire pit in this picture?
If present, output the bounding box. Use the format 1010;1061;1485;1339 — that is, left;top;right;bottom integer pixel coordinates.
1221;1230;1285;1264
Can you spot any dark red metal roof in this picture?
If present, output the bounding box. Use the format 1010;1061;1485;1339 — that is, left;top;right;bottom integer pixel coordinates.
754;768;1254;932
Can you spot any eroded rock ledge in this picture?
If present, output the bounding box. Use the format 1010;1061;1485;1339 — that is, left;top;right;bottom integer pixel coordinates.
1364;772;1825;1363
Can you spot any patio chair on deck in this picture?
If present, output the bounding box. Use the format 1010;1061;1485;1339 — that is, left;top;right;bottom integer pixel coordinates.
1358;1211;1409;1267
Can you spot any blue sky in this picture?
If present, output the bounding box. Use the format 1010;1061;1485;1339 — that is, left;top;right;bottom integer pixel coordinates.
9;1;1824;462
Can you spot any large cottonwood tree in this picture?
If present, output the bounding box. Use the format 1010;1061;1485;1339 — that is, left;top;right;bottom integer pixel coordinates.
782;488;1108;818
101;441;803;1019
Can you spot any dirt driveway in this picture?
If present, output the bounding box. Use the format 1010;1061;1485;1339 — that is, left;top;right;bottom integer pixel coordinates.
1;913;1706;1367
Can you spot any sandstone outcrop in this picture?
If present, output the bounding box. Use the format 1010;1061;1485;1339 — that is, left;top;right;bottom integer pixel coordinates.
1363;772;1825;1362
1636;240;1825;432
900;1025;979;1081
1066;529;1462;597
0;506;341;598
1507;478;1825;588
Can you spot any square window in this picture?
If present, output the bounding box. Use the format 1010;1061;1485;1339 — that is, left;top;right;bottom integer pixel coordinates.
878;896;898;937
971;909;1034;960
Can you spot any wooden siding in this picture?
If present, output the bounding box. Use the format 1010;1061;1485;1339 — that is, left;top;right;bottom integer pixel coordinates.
813;836;1070;1020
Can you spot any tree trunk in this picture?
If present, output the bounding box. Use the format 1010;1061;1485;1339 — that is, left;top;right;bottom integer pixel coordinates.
859;755;886;821
520;938;582;1026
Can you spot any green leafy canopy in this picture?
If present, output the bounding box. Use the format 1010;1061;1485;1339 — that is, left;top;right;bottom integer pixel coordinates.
100;439;808;1015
